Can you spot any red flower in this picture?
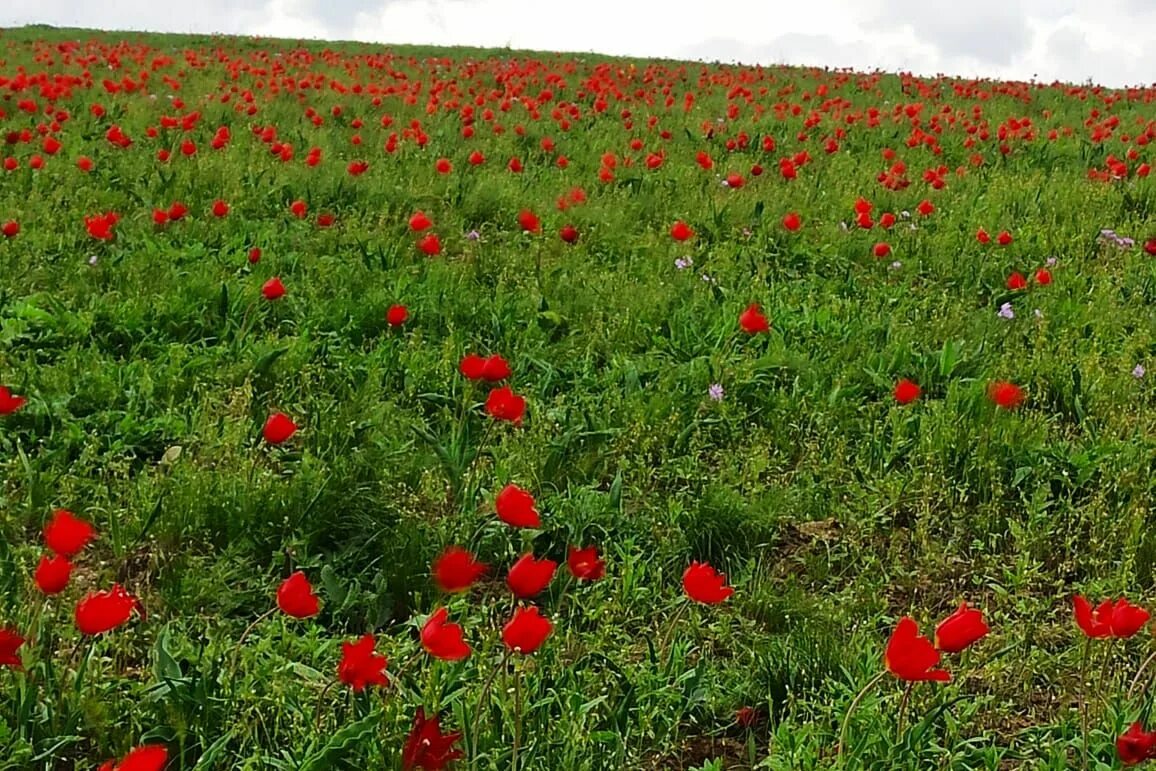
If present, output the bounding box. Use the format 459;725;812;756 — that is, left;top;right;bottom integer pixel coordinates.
916;199;934;216
739;303;770;334
987;381;1025;410
152;209;169;226
44;509;96;556
432;546;487;592
518;209;541;233
408;211;432;232
0;627;24;670
435;158;452;174
262;276;286;301
502;606;553;654
976;228;991;244
262;411;297;444
560;224;579;244
34;553;72;594
997;230;1013;246
683;561;734;604
496;484;541;528
1;220;18;238
1074;597;1151;639
884;617;950;682
0;385;26;415
85;212;118;240
567;545;605;581
893;378;921;405
212;199;229;218
1035;268;1052;285
75;584;140;635
507;553;557;598
468;150;485;166
873;242;892;258
1006;272;1027;291
879;212;896;229
481;354;511;382
277;571;320;618
42;136;62;155
736;706;761;728
725;172;745;189
1117;723;1156;765
670;221;694;241
485;386;526;424
459;354;486;380
290;199;307;218
418;233;442;256
1145;239;1156;256
316;213;335;228
99;745;168;771
401;707;463;771
387;304;409;327
77;156;93;172
337;634;389;691
933;603;989;653
421;607;471;661
248;247;262;264
782;212;801;231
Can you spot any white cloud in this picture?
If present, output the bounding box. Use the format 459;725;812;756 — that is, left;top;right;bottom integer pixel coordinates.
1;0;1153;87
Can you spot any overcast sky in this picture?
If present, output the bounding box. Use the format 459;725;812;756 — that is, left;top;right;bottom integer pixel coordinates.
2;0;1153;88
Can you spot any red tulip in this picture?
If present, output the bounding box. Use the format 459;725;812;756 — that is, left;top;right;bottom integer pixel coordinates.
1075;596;1151;639
1034;268;1052;285
682;561;734;604
44;509;96;556
75;584;140;635
0;385;26;415
97;745;168;771
248;247;262;264
435;158;452;174
481;354;511;382
873;242;892;258
567;546;605;581
262;277;286;301
933;603;989;653
337;634;388;691
893;379;921;405
276;571;320;618
997;230;1013;246
262;412;297;444
386;304;409;327
670;221;694;241
502;606;553;654
1006;272;1027;291
432;546;487;593
168;201;188;221
1117;723;1156;765
401;707;463;770
1;220;18;238
987;381;1025;410
408;211;433;232
459;354;486;380
739;303;770;334
290;199;307;218
782;212;801;231
507;553;557;598
34;553;72;594
884;617;950;682
518;209;541;233
0;627;24;670
496;484;541;528
560;224;579;243
916;199;934;216
418;233;441;256
485;386;526;424
421;607;471;661
212;199;229;218
976;228;991;244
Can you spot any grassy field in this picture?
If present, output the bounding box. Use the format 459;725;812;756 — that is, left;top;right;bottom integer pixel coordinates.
1;24;1156;770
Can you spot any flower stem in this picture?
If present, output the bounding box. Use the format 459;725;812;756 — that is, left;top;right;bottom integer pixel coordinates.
470;648;512;769
658;602;689;665
836;670;887;764
895;681;914;740
512;658;523;771
1080;637;1092;771
1127;647;1156;700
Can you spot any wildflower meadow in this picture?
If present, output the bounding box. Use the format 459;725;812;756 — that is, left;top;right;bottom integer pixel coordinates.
2;24;1156;770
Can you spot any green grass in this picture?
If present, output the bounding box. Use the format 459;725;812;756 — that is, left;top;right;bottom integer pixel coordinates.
1;24;1156;770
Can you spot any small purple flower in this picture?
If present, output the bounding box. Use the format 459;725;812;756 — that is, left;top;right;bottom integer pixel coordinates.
708;383;724;401
675;256;693;270
1100;228;1117;239
466;229;480;241
1046;256;1058;267
1134;364;1146;379
997;302;1015;320
701;273;716;284
1119;237;1136;248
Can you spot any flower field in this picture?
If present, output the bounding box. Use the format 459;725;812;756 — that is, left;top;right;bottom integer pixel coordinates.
2;24;1156;770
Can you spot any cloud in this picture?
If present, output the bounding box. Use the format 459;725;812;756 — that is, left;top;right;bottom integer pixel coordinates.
0;0;1153;87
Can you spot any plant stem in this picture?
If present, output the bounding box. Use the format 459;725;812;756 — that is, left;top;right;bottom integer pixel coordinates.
657;602;689;664
313;679;338;733
895;681;915;740
512;658;523;771
836;670;887;764
469;648;512;770
1127;646;1156;700
1080;637;1092;771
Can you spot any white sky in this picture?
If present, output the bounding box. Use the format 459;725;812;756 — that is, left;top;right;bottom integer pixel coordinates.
2;0;1154;88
